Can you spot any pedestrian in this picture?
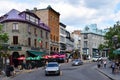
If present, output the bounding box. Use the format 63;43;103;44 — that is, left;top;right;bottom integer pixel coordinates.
111;61;115;74
103;60;107;68
97;60;101;68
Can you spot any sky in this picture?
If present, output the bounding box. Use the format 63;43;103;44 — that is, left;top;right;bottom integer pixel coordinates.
0;0;120;32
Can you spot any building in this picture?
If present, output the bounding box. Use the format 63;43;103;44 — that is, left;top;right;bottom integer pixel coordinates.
66;30;74;52
71;30;81;50
0;9;50;66
59;22;66;52
81;24;107;59
32;6;60;53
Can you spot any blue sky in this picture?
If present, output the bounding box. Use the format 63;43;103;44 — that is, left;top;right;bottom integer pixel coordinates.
0;0;120;32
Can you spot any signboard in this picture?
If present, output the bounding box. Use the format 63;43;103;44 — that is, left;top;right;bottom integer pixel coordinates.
9;46;22;51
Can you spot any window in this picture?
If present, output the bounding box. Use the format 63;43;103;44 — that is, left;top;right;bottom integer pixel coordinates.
13;36;18;44
13;23;18;30
46;32;48;39
60;36;65;42
50;34;52;40
35;18;39;24
34;28;37;36
26;14;29;20
34;39;37;47
84;34;88;39
45;42;48;49
26;14;39;24
56;36;58;42
28;38;31;46
30;16;35;23
84;41;88;48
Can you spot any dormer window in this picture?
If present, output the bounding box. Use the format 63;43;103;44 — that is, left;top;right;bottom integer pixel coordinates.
26;13;39;25
30;16;35;23
35;18;39;24
26;14;29;20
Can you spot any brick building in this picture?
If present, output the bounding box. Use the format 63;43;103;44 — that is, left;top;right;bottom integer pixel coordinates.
32;5;60;53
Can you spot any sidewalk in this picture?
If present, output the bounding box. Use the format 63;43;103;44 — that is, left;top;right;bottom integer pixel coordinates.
95;62;120;80
0;68;37;80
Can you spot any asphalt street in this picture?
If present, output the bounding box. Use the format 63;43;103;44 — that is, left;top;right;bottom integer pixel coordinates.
1;62;111;80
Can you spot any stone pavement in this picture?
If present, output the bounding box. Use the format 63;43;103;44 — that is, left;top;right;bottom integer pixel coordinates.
95;61;120;80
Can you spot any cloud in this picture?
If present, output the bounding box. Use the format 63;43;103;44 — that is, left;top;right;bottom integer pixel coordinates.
0;0;120;32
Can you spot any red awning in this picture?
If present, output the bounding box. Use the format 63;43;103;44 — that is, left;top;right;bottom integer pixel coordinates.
17;56;25;60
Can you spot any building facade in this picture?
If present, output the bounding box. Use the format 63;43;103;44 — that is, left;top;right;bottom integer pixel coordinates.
59;22;66;52
71;30;81;50
0;9;50;66
66;30;74;52
81;24;107;59
32;6;60;53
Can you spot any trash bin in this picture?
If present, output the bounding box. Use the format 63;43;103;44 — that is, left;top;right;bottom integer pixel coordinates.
5;65;11;77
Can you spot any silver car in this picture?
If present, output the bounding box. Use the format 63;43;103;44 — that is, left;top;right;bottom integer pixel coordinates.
72;59;83;66
45;62;60;76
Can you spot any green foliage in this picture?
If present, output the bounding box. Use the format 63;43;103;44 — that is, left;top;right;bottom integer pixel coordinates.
0;24;9;57
104;21;120;59
98;44;105;51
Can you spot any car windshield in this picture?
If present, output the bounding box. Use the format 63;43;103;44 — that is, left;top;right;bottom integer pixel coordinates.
47;63;58;67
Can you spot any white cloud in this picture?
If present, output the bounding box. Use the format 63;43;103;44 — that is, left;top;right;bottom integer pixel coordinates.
0;0;120;32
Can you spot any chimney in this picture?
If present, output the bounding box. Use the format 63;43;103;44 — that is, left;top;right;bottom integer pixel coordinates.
34;7;37;11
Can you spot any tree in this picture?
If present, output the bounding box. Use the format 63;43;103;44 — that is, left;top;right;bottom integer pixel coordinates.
104;21;120;59
0;24;9;57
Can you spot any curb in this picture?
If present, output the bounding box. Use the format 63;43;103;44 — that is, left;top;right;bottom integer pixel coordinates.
95;68;115;80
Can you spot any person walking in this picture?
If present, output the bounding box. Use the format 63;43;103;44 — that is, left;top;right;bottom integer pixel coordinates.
103;60;107;68
111;61;116;74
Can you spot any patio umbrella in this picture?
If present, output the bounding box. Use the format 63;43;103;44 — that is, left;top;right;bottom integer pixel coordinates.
26;57;34;60
17;56;25;60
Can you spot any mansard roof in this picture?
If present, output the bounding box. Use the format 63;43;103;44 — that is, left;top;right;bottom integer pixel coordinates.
0;9;50;32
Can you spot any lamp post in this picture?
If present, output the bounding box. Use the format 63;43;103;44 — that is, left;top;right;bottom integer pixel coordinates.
112;35;118;49
112;35;118;60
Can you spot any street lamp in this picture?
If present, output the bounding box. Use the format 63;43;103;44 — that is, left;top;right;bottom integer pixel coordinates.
112;35;118;49
112;35;118;60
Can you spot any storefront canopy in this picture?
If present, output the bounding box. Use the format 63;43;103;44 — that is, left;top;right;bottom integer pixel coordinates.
113;48;120;54
26;56;41;60
27;50;45;56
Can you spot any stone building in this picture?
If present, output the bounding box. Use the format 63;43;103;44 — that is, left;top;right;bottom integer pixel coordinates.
81;24;107;59
0;9;50;66
31;6;60;53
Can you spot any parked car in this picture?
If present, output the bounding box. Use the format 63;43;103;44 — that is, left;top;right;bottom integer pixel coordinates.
92;56;102;62
72;59;83;66
45;62;60;76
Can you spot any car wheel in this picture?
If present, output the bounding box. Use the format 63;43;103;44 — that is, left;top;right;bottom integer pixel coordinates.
57;71;60;76
45;74;48;76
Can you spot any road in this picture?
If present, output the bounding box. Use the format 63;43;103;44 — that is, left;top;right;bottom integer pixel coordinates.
4;62;111;80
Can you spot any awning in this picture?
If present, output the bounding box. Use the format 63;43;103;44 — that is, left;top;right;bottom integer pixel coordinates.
113;48;120;54
26;56;41;60
27;50;45;56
